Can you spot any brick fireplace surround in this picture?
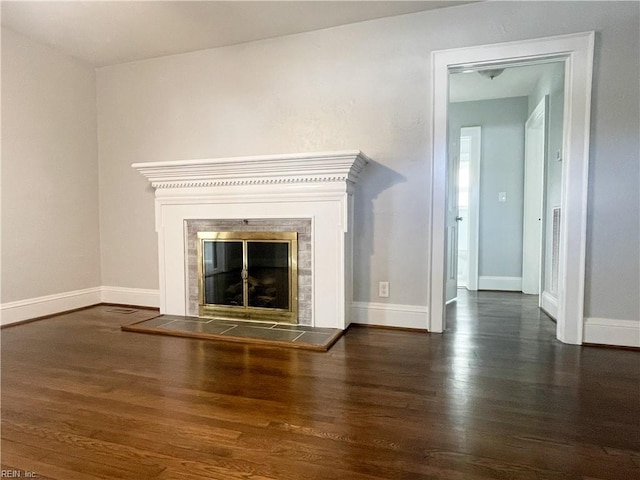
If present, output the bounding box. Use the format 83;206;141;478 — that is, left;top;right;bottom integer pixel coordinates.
133;151;369;329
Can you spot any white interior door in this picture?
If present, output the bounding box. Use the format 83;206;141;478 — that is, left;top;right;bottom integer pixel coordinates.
445;137;461;303
522;97;547;295
458;126;481;291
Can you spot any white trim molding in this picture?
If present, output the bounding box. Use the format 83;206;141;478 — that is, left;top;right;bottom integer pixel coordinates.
101;286;160;308
132;150;369;189
351;302;428;330
541;290;559;320
478;276;522;292
430;32;594;345
584;318;640;348
0;287;102;326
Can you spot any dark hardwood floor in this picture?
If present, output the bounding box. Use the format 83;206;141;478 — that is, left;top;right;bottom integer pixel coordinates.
2;292;639;479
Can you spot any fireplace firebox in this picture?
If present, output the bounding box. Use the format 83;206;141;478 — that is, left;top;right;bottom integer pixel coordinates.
197;231;298;323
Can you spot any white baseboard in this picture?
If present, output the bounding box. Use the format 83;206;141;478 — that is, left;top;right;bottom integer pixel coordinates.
351;302;428;330
478;276;522;291
101;286;160;308
0;286;160;326
540;290;558;320
584;317;640;348
0;287;102;326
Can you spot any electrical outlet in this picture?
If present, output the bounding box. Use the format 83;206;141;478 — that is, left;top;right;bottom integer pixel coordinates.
378;281;390;298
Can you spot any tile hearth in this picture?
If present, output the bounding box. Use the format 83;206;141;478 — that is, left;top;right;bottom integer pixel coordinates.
122;315;343;351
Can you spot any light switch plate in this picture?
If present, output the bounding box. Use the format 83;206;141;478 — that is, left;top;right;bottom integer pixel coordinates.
498;192;507;202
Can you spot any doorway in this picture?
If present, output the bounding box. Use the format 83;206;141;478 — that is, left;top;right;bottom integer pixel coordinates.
446;64;557;309
429;32;595;345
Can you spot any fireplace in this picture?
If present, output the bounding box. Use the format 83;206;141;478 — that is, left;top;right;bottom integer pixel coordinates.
132;150;369;329
185;218;312;324
197;231;298;323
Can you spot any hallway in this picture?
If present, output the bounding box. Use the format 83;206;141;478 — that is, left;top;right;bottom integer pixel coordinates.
447;289;557;337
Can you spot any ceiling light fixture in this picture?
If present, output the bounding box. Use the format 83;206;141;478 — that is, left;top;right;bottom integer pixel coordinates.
478;68;505;80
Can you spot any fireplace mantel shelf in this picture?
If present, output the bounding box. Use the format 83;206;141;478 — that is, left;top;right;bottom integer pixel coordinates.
132;150;370;189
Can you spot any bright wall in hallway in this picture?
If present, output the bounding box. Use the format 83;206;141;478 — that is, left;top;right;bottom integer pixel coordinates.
449;97;529;282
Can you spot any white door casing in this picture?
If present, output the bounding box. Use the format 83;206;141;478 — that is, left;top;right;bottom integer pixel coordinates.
429;32;594;344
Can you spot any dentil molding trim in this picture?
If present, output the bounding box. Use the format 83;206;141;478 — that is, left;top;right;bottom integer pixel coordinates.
132;150;370;189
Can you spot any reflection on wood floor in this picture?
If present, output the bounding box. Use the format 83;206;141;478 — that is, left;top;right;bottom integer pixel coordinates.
1;293;638;479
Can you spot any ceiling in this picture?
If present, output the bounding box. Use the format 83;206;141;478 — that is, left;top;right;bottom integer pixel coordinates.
449;62;564;103
1;1;473;67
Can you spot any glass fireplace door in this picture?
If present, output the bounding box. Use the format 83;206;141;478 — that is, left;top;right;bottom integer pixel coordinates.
202;240;244;307
247;241;290;310
197;232;298;323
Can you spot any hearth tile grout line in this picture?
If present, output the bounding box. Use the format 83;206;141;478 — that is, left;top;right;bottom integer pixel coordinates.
292;332;306;342
251;325;307;334
220;325;239;335
158;319;181;328
164;318;216;325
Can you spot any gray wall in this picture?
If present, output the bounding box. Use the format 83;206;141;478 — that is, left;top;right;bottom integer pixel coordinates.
1;28;101;303
95;1;639;321
449;97;529;280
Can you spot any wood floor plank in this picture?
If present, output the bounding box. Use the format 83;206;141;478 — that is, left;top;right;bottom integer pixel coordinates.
1;437;157;480
2;296;639;479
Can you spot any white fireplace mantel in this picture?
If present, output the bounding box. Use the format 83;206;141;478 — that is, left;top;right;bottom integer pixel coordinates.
132;150;369;189
133;150;370;329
